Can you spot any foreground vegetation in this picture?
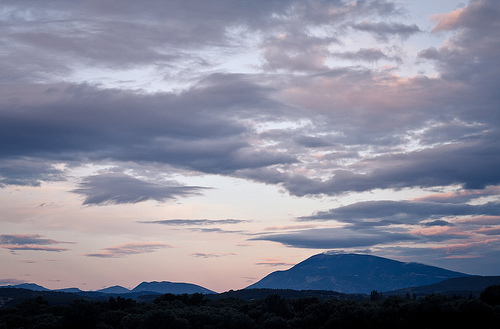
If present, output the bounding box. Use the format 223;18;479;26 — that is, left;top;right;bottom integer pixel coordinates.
1;286;500;328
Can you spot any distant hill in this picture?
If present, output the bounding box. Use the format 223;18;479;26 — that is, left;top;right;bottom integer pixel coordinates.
4;283;49;291
131;281;215;295
55;288;83;293
385;276;500;297
0;288;92;308
247;253;471;294
1;281;214;296
97;285;131;294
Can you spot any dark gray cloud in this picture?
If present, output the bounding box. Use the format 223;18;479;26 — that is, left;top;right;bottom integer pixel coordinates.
330;48;402;63
0;76;297;188
188;228;244;234
422;220;454;227
0;159;65;187
71;173;208;205
350;21;421;41
252;228;418;249
298;201;500;226
140;219;248;225
0;234;73;253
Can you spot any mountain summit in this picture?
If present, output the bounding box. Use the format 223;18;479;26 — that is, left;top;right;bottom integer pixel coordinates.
247;253;471;294
131;281;215;295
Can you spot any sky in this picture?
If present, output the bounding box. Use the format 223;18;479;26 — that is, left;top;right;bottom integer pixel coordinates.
1;0;499;293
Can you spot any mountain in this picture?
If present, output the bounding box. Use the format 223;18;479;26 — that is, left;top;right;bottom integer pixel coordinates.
55;288;83;293
131;281;215;295
97;285;131;294
385;276;500;297
247;253;471;294
5;283;49;291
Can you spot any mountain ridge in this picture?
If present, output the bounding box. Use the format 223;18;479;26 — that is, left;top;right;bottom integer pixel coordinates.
2;280;215;295
247;253;471;294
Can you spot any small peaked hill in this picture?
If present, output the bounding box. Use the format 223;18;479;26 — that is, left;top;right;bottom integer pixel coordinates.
131;281;215;295
54;288;82;293
247;253;471;294
5;283;49;291
97;285;131;294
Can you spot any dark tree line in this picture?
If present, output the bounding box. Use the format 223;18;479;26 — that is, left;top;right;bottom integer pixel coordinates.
1;286;500;329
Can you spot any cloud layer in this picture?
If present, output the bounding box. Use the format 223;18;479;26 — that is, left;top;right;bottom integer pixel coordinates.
1;0;500;284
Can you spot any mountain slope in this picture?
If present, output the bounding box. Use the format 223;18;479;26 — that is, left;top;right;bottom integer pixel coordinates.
131;281;215;295
385;276;500;297
247;253;471;294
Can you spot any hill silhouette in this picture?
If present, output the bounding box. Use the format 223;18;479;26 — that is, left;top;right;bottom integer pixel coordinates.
247;253;470;293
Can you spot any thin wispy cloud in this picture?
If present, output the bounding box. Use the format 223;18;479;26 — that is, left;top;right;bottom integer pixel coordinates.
141;219;249;225
254;258;296;267
190;252;237;258
84;242;173;258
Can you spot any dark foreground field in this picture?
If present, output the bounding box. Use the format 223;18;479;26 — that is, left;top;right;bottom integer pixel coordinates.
1;285;500;328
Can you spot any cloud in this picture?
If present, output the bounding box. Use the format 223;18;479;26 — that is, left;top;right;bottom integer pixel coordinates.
476;227;500;236
71;173;208;205
252;228;418;249
457;216;500;225
351;21;421;41
84;242;172;258
0;78;296;185
190;252;236;258
0;159;65;187
140;219;248;225
0;278;26;285
422;220;454;227
0;234;73;253
298;200;500;227
330;48;402;64
254;258;295;267
412;186;500;204
188;228;245;234
252;134;500;197
263;224;318;231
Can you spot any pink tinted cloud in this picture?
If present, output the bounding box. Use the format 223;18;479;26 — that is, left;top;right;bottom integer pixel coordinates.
84;242;172;258
432;238;500;254
254;258;295;267
431;7;466;32
412;186;500;203
409;226;470;238
456;216;500;225
476;227;500;235
190;252;237;258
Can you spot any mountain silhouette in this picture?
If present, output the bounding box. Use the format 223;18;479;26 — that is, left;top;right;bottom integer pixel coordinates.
247;253;471;294
97;285;131;294
5;283;49;291
131;281;215;294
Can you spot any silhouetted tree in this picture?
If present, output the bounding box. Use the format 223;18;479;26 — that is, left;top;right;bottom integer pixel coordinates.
480;285;500;306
